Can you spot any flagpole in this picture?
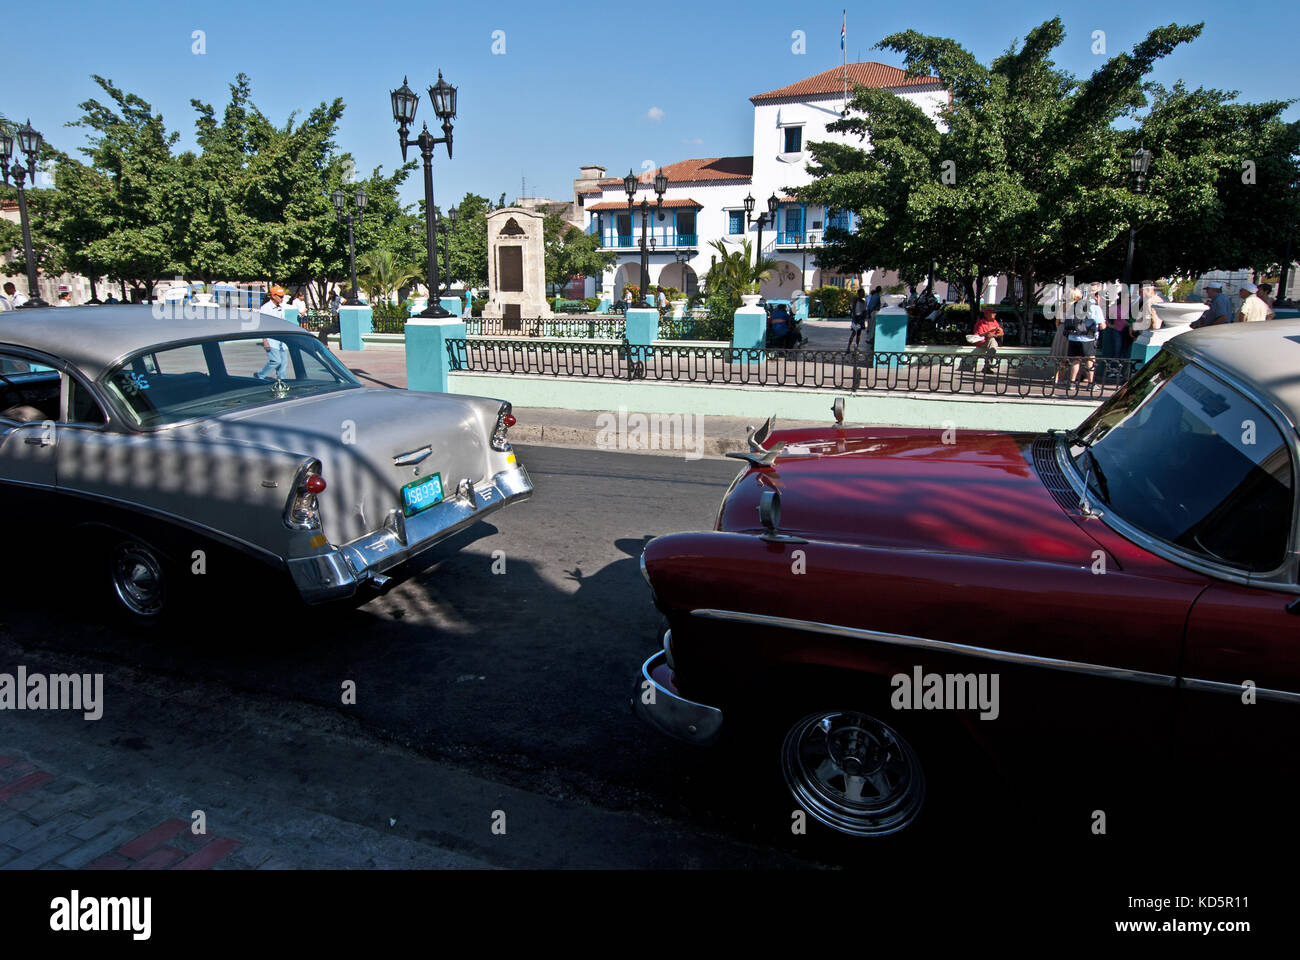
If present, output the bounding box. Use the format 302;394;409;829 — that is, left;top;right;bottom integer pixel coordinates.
842;9;848;116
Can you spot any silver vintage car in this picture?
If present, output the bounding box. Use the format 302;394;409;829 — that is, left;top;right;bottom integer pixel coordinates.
0;304;532;622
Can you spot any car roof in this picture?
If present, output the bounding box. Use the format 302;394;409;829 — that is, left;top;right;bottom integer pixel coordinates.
0;304;308;379
1173;320;1300;429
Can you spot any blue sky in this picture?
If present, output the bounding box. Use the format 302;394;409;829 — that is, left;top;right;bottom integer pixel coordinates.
4;0;1296;211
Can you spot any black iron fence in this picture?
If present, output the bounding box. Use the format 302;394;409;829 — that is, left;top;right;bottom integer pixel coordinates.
298;310;338;343
463;316;627;339
446;338;1137;400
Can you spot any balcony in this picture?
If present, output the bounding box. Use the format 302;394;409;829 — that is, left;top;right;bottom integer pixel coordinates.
775;231;806;246
599;233;698;250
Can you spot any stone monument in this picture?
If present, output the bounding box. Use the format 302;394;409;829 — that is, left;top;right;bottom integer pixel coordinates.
484;207;552;321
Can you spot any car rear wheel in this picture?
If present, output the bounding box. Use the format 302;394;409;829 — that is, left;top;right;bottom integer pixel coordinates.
780;709;926;838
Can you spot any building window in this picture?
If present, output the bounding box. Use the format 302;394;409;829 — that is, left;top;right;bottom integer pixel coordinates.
785;207;803;235
728;210;743;235
783;126;802;154
675;210;696;242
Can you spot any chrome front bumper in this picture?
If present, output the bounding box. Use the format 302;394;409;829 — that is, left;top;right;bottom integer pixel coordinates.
633;648;724;747
287;463;533;603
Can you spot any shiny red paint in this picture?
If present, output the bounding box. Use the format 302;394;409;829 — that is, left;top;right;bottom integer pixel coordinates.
644;425;1215;722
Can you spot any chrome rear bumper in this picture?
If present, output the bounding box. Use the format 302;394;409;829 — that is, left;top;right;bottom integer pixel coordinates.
632;648;724;747
288;463;533;603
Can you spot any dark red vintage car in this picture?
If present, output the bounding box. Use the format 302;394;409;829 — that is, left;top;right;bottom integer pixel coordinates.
635;322;1300;837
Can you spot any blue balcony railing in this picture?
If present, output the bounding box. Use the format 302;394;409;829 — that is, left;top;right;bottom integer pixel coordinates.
776;231;805;245
826;216;851;232
601;233;697;249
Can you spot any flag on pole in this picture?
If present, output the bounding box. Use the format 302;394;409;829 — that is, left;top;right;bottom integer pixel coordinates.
841;11;846;50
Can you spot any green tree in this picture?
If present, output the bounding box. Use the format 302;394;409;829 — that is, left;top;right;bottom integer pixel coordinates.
795;19;1206;331
542;213;617;292
444;192;491;289
357;248;419;304
69;75;183;300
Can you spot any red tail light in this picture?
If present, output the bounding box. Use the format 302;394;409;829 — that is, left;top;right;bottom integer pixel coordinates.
304;475;327;494
503;414;517;427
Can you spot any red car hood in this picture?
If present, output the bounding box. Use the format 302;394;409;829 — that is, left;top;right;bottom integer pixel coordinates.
718;427;1107;567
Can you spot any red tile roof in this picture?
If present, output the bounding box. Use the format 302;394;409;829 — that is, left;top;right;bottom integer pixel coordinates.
586;198;703;211
596;156;753;190
750;61;939;102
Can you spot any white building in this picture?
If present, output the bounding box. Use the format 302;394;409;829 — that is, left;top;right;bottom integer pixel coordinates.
576;62;948;300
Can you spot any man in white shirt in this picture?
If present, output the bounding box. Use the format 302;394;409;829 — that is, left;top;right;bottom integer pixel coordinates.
1;282;28;310
1237;282;1269;322
256;285;291;379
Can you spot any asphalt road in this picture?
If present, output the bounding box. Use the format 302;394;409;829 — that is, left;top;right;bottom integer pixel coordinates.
0;444;845;869
4;443;1283;871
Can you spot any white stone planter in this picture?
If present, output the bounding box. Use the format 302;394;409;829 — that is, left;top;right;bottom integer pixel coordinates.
192;292;215;305
741;294;762;308
1134;301;1208;352
883;294;906;308
671;298;688;319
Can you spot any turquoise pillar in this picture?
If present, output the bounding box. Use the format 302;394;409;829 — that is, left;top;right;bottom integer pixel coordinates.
1130;338;1162;370
406;318;467;394
874;306;907;352
625;307;656;366
439;296;463;317
793;295;809;322
283;306;300;326
598;296;612;314
339;305;372;351
732;303;766;350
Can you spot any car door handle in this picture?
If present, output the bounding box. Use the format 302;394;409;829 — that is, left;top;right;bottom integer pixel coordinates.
23;435;53;446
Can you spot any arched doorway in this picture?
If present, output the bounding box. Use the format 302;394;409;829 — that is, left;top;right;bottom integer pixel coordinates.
658;262;698;296
761;260;803;300
613;262;646;299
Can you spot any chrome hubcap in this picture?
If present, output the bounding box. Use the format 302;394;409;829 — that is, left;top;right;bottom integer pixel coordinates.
781;711;925;836
111;542;165;617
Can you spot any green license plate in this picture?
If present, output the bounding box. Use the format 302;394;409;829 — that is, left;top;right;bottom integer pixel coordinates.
400;472;444;516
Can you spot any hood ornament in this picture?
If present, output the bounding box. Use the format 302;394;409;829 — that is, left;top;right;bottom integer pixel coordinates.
270;374;290;399
726;415;786;467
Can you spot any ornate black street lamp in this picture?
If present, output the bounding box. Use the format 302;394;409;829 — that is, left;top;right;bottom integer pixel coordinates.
744;192;779;272
0;120;49;308
624;168;667;306
1123;145;1152;322
332;186;367;301
436;204;458;298
391;73;456;318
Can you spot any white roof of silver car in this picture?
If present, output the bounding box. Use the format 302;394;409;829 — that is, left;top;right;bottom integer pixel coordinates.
1171;320;1300;430
0;304;309;379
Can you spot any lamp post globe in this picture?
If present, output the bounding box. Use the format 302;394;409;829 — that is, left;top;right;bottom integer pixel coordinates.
0;119;48;307
392;72;456;317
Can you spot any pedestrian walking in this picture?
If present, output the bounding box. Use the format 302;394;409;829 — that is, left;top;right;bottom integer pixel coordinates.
256;285;291;380
1;282;28;310
847;289;869;352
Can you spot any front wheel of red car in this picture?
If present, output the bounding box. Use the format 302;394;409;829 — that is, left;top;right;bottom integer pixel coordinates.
779;709;926;838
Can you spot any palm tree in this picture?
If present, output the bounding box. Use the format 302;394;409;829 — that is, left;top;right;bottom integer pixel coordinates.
357;249;419;304
704;238;776;298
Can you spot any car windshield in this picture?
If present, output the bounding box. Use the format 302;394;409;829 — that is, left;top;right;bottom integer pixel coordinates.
1068;349;1293;573
102;334;361;428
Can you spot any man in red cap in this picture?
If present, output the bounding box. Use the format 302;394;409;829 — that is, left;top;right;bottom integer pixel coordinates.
256;285;290;379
